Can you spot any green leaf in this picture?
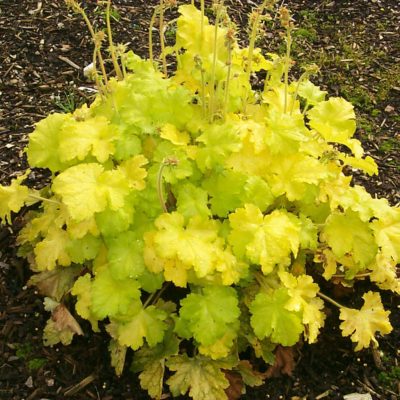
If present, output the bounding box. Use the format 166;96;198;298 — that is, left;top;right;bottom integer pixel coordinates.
176;183;211;220
95;201;134;237
250;288;303;346
106;231;145;280
176;286;239;346
67;234;101;264
91;267;141;319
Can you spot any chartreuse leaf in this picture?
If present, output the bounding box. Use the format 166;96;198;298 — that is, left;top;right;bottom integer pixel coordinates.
266;152;330;201
91;266;141;319
322;210;378;268
113;303;168;350
279;269;326;343
26;112;73;172
242;176;275;213
250;288;303;346
59;116;117;163
176;286;239;349
175;183;211;220
307;97;357;152
279;271;319;312
229;205;300;274
302;297;326;344
52;163;130;221
71;273;99;331
371;208;400;263
203;170;247;217
95;200;134;237
166;354;235;400
339;291;392;351
34;226;71;270
297;80;327;105
369;254;400;294
118;154;148;190
195;122;242;171
152;212;239;282
0;172;31;224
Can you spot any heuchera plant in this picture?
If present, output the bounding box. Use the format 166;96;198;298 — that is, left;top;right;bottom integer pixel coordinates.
1;0;399;398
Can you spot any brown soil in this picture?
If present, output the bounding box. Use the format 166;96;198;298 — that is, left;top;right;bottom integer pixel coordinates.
0;1;399;399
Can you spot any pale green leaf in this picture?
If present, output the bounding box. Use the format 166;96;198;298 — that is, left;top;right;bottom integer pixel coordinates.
250;289;303;346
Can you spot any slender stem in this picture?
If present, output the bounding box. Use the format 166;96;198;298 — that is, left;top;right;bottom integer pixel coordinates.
106;0;123;80
159;0;168;76
209;3;222;121
149;7;158;67
243;0;268;114
28;194;61;205
317;292;346;309
157;162;168;213
302;101;310;115
77;6;109;86
143;291;157;308
223;34;233;117
332;272;372;279
200;0;205;49
290;71;308;115
151;282;171;305
283;27;292;113
200;66;206;117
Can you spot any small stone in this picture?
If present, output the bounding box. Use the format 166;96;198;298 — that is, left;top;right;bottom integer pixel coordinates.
384;105;395;113
25;376;33;388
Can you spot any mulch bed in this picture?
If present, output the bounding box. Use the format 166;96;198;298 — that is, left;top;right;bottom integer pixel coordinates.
0;0;399;399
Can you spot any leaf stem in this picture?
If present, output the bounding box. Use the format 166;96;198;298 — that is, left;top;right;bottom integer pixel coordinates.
317;291;346;309
209;2;222;122
106;0;123;80
157;162;168;213
28;194;61;205
159;0;168;76
149;6;158;67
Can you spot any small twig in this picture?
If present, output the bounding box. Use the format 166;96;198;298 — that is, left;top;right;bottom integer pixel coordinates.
64;374;97;397
58;55;81;70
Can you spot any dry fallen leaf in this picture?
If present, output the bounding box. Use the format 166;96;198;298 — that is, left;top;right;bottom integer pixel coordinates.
224;370;243;400
265;345;296;378
52;304;83;336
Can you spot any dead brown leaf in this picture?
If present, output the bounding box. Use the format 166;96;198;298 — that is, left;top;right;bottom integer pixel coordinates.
52;304;83;336
265;345;296;378
224;370;243;400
